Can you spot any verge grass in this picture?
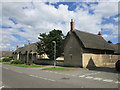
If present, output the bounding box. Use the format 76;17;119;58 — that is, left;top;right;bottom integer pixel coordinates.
3;62;45;68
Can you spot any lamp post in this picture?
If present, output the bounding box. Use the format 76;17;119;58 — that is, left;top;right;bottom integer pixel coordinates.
52;41;56;67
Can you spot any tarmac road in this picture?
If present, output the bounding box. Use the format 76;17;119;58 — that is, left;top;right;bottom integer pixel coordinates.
1;64;120;89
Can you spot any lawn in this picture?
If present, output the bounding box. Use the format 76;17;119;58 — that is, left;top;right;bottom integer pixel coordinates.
3;62;45;68
42;67;71;70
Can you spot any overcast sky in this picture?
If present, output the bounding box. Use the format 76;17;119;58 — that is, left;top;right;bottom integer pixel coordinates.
1;0;119;50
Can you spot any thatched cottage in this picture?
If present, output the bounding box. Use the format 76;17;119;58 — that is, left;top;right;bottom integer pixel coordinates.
13;42;49;64
64;19;120;68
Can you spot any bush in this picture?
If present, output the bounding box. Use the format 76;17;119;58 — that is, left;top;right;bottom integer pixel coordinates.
9;56;13;58
2;57;13;62
11;59;24;64
0;59;2;62
115;60;120;72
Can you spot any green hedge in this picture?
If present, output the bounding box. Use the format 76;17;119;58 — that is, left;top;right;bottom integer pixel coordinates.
2;57;13;62
11;59;24;64
0;59;2;62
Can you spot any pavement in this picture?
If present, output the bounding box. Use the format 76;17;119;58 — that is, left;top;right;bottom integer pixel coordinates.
1;63;120;89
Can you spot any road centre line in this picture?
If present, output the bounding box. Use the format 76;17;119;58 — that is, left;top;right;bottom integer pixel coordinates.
83;72;100;76
85;76;93;79
45;71;100;77
93;77;102;81
29;75;55;82
38;77;55;82
103;79;114;82
13;70;23;74
79;75;85;77
115;81;120;84
45;71;119;84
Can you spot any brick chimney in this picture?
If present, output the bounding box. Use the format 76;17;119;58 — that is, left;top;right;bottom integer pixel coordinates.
16;45;19;49
98;31;102;37
70;19;74;32
24;44;27;47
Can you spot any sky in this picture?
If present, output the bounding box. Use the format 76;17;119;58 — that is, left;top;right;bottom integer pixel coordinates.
0;0;120;51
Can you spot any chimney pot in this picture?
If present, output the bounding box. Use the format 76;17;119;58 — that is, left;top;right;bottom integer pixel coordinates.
24;44;27;46
98;31;102;37
16;45;19;49
70;19;74;32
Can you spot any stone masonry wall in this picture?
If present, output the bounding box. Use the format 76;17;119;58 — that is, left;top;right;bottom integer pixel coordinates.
82;54;120;68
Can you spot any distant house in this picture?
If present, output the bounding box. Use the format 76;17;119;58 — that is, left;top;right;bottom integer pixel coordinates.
13;42;49;64
13;43;37;63
64;19;120;67
0;51;14;58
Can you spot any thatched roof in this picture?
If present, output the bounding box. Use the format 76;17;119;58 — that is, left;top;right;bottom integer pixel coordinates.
14;42;37;54
110;43;120;54
74;30;114;50
65;30;114;51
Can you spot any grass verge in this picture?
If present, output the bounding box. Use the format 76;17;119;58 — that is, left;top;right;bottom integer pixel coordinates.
42;67;71;70
3;62;45;68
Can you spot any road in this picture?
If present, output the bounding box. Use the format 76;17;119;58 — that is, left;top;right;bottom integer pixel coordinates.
1;64;120;89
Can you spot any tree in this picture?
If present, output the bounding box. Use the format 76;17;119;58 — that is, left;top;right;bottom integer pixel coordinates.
37;29;64;60
108;40;112;43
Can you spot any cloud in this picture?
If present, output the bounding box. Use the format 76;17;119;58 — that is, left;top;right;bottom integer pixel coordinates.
93;2;118;17
1;1;119;50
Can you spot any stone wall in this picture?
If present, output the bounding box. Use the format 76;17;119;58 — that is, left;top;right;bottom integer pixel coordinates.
82;53;120;68
35;59;64;66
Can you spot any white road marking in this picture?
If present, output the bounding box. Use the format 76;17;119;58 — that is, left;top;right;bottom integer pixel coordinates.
47;79;55;82
115;81;120;84
13;70;23;74
44;70;119;84
84;72;100;76
29;75;55;82
79;75;85;77
0;86;4;89
38;77;55;82
71;75;76;77
93;78;102;81
85;76;93;79
103;79;113;82
65;74;71;76
29;75;35;77
3;67;9;70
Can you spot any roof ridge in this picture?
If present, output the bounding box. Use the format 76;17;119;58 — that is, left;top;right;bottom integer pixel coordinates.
75;29;100;37
73;29;114;51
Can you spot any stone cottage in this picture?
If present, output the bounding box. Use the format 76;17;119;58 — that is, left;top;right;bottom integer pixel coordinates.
64;19;120;68
13;42;49;64
13;43;38;64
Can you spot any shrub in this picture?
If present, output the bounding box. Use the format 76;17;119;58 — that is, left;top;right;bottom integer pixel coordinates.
0;59;2;62
2;57;13;62
9;56;13;58
11;59;24;64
